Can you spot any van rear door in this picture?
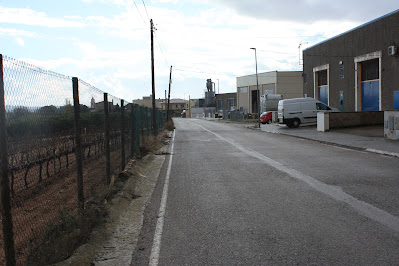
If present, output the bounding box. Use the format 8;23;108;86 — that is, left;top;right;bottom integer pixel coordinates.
300;102;317;124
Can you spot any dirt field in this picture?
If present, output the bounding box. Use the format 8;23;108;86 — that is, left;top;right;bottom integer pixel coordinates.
0;141;126;265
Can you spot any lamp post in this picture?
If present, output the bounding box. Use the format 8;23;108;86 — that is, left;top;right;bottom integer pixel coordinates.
250;47;261;128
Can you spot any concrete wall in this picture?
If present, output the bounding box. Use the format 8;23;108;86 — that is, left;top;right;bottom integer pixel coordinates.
276;72;303;99
303;10;399;111
236;71;303;113
384;111;399;140
237;72;277;87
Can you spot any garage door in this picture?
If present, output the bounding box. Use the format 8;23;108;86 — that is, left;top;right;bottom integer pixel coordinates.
361;81;379;111
318;85;328;105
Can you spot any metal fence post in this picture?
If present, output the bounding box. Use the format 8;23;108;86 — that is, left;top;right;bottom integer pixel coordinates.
135;105;141;157
145;107;149;136
141;106;144;138
72;77;85;212
104;93;111;185
0;54;16;266
130;104;137;158
120;100;125;170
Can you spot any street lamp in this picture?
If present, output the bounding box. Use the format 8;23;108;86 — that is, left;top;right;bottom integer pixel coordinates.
250;47;261;128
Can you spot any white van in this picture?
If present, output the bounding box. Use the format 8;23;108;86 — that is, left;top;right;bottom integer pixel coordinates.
278;98;338;128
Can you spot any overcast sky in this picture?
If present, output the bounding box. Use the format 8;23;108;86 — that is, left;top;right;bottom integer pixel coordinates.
0;0;397;102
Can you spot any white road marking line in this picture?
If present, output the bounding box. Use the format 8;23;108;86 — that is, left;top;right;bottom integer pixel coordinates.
149;130;175;266
198;124;399;233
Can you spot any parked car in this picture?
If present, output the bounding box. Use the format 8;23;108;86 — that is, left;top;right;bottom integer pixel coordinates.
260;111;272;124
278;98;338;128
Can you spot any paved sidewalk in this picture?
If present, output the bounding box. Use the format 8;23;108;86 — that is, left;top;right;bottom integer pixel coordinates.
259;123;399;158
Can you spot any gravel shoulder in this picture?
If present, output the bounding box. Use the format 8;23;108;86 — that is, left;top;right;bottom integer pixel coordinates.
55;152;166;266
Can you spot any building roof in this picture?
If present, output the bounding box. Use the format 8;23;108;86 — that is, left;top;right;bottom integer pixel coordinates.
304;9;399;51
160;98;188;104
236;70;302;79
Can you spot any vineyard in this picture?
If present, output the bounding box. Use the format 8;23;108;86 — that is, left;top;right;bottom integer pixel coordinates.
0;54;165;265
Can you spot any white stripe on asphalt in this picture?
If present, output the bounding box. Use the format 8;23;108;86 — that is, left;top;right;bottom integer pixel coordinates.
199;124;399;233
149;130;175;266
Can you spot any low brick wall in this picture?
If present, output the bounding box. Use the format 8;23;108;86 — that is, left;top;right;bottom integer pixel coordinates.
328;111;384;129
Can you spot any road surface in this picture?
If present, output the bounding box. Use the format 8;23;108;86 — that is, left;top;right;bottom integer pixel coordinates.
132;118;399;265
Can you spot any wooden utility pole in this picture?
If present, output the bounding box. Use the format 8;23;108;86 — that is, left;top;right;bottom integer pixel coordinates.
150;19;157;135
164;89;167;121
167;65;172;121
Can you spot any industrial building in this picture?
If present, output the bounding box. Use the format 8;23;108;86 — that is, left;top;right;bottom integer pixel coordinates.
303;9;399;112
236;71;303;114
216;93;237;112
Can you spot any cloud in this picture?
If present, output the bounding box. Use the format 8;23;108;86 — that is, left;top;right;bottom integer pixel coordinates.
0;27;36;37
15;37;24;46
214;0;398;22
0;6;85;28
7;1;396;101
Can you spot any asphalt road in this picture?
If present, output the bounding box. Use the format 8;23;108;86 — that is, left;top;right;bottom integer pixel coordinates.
132;118;399;265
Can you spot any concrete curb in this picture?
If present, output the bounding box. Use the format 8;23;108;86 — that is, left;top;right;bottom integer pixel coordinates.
217;120;399;158
261;129;399;159
365;148;399;158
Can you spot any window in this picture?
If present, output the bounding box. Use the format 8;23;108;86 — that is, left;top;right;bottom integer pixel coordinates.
317;70;327;86
181;104;185;108
316;102;331;110
361;59;379;81
218;99;222;110
263;88;274;95
229;98;234;109
339;66;344;79
239;86;248;93
175;105;178;108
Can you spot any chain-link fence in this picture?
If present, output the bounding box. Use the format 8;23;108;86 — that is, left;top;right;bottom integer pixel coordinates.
0;54;165;265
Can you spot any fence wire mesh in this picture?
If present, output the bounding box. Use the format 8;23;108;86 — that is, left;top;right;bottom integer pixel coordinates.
1;56;75;265
0;55;163;265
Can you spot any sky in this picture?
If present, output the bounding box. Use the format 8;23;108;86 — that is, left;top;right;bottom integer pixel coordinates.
0;0;398;103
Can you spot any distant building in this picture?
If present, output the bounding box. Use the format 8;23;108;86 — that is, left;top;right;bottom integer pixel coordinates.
237;71;303;113
93;100;118;112
160;99;188;117
303;9;399;111
216;93;237;111
133;95;164;109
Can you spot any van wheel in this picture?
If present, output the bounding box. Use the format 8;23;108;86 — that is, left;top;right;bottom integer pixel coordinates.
293;119;301;128
267;119;272;124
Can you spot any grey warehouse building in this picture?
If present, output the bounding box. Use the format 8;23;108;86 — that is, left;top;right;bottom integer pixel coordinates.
303;9;399;112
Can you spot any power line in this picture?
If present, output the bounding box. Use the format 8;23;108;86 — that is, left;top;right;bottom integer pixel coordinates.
154;31;169;67
133;1;148;27
141;0;151;21
257;49;297;56
174;68;236;77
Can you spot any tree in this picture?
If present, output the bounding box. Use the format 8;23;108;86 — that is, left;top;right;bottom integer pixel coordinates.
37;105;58;116
10;106;31;119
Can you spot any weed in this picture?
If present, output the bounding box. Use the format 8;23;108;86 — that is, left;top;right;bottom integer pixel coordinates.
165;120;175;131
27;204;107;265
